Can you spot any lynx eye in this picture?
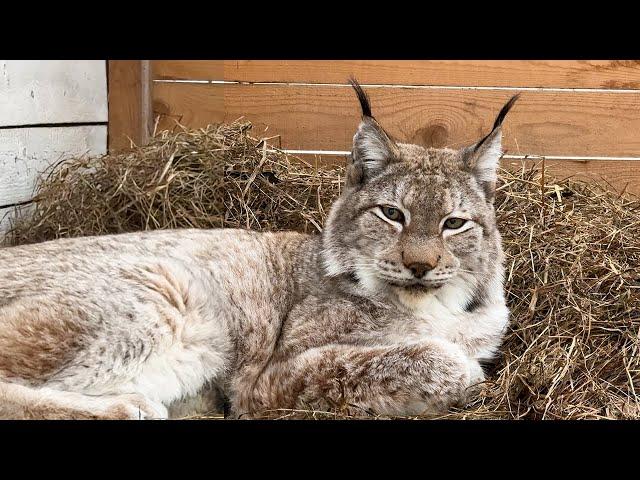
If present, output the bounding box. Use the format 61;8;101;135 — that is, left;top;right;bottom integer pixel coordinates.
380;206;405;224
443;217;467;230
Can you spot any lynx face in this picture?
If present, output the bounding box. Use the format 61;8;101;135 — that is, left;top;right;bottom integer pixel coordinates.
322;81;518;302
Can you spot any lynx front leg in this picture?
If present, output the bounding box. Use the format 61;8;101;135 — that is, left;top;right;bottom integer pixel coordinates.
240;339;484;418
0;379;168;420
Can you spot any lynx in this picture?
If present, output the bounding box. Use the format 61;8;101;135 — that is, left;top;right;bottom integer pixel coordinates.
0;80;517;419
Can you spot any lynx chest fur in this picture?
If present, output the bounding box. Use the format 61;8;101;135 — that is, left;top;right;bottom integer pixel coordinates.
0;80;516;419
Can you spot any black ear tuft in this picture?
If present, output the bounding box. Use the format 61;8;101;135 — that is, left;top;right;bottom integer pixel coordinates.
349;77;372;118
491;93;520;131
347;77;399;187
473;94;520;153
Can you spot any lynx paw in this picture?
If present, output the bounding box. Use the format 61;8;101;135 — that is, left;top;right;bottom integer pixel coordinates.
459;358;485;407
430;338;485;408
101;394;168;420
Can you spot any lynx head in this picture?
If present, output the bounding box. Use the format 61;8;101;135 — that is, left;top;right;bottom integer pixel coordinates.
321;78;519;308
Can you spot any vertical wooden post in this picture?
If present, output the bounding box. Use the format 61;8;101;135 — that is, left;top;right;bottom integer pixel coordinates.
107;60;153;152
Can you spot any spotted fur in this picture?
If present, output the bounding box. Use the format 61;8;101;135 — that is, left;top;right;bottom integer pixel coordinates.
0;80;516;419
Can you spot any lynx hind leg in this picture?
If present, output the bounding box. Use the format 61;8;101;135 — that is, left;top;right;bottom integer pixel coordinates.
0;380;168;420
248;339;482;418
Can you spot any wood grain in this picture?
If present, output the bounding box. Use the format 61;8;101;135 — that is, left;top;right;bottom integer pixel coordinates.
0;125;107;207
152;83;640;157
503;158;640;197
0;60;107;127
108;60;152;151
292;154;640;197
152;60;640;89
153;79;223;133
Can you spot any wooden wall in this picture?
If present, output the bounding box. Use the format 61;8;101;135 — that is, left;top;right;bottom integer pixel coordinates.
148;60;640;196
0;60;107;236
2;60;638;241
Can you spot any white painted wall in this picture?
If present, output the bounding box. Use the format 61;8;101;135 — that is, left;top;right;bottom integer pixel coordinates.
0;60;107;238
0;60;107;127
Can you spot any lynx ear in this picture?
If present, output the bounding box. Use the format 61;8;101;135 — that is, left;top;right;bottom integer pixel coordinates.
463;94;520;199
347;77;400;187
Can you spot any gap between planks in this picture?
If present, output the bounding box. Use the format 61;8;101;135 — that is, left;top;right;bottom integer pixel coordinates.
153;79;640;94
278;150;640;161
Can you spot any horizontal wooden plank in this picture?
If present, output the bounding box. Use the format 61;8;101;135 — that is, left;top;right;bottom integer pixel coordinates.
290;154;640;197
153;60;640;89
152;83;640;157
0;60;107;127
0;125;107;207
503;158;640;197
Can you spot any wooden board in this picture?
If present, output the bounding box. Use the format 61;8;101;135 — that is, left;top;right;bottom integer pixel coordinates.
0;60;107;127
149;62;640;195
153;79;223;133
153;60;640;89
290;154;640;197
152;83;640;157
108;60;153;152
0;125;107;208
504;158;639;197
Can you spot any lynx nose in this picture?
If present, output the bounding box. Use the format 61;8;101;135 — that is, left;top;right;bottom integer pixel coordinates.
402;244;442;278
406;261;436;278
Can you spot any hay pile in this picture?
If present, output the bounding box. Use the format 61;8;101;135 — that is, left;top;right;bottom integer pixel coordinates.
5;122;342;245
4;122;640;420
449;171;640;419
